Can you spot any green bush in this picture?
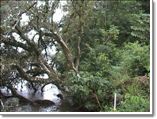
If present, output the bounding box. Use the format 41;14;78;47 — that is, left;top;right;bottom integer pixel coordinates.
117;93;150;112
65;71;113;111
120;42;149;76
109;41;149;84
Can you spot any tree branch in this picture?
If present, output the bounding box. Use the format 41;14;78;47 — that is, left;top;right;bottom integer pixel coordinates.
0;36;30;52
19;2;37;17
75;37;81;71
12;2;37;29
15;25;41;56
11;64;51;84
43;32;77;73
26;68;47;77
15;25;33;46
38;57;60;80
6;85;34;104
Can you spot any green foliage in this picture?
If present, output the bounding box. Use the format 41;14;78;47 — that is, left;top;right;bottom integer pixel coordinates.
1;0;150;112
106;41;150;112
65;71;113;111
80;45;112;77
55;52;66;73
109;41;149;81
119;42;149;76
117;93;150;112
100;25;119;41
130;13;150;44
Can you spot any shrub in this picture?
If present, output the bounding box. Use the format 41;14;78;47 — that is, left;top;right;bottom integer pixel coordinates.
120;42;149;76
117;93;150;112
65;71;113;111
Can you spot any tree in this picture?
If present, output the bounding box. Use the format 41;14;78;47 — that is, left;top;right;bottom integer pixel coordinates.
1;1;77;91
0;0;150;112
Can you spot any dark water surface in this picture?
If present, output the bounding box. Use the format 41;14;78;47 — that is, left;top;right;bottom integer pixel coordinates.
0;81;65;112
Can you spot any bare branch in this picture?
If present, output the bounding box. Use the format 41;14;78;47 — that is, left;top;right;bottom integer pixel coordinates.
14;25;41;56
11;64;52;84
75;37;81;71
12;2;37;29
15;25;33;46
43;32;77;73
0;36;30;52
38;57;60;80
26;68;47;77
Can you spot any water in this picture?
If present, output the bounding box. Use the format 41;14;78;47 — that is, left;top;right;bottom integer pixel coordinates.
0;81;62;112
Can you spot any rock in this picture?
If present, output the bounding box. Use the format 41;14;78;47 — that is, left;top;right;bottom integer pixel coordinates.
16;105;32;112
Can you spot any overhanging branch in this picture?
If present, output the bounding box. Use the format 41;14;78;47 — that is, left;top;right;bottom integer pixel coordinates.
0;36;30;52
43;32;77;73
15;25;41;56
11;64;52;83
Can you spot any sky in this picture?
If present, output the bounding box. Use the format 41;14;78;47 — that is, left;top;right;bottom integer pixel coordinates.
21;1;66;25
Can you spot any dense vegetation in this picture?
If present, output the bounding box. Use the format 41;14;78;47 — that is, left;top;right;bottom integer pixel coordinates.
0;0;150;112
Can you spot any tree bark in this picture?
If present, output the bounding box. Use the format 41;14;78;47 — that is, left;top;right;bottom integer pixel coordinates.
43;32;77;73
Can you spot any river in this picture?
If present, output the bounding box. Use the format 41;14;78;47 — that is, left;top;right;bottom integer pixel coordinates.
0;80;65;112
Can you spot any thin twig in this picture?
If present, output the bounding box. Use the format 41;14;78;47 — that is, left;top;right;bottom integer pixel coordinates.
93;93;102;110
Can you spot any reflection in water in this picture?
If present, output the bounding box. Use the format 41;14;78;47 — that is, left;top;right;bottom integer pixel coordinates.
0;81;62;112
